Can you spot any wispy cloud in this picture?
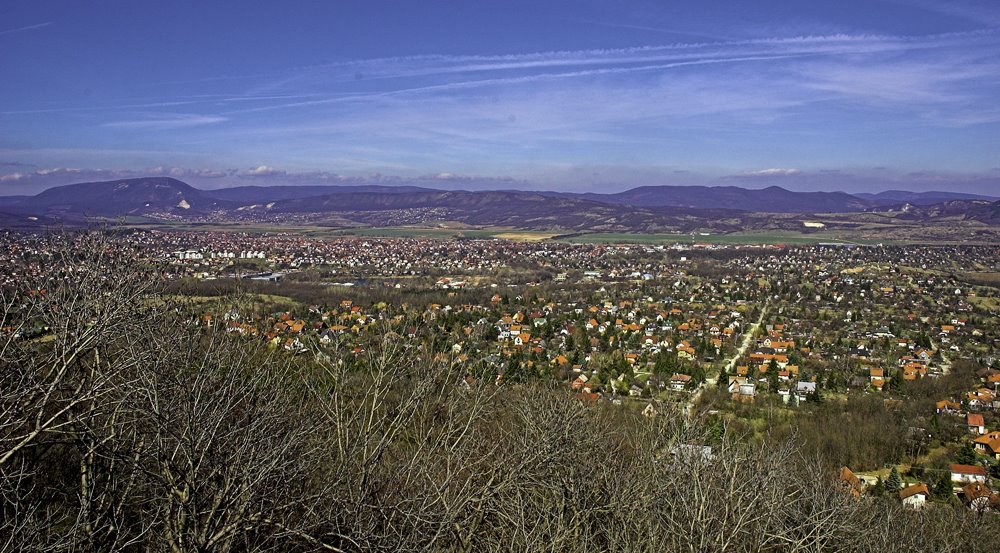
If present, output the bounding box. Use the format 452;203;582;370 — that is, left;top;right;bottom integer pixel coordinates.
0;166;235;190
244;28;995;88
204;28;999;138
242;165;282;176
102;114;228;130
0;21;53;37
5;28;996;129
3;16;998;182
740;168;801;177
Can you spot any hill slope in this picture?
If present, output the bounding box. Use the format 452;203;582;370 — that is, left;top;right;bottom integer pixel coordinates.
263;189;719;231
203;184;436;203
0;177;232;217
855;190;999;206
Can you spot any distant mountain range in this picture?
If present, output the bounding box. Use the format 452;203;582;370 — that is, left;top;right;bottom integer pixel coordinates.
0;177;997;231
565;185;874;212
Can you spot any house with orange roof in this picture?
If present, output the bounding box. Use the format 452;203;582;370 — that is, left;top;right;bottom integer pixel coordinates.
987;373;1000;389
838;467;863;497
967;413;986;435
962;482;1000;513
670;373;692;391
974;431;1000;460
677;346;697;360
967;388;996;409
902;363;927;381
950;464;988;484
899;483;929;509
936;399;961;414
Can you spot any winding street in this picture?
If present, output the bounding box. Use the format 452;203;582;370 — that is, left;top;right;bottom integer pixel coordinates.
684;302;769;417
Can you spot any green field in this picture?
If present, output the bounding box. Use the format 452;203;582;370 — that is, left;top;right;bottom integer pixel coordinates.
126;221;343;236
129;222;561;241
558;231;878;245
327;227;562;240
125;221;896;245
328;227;505;239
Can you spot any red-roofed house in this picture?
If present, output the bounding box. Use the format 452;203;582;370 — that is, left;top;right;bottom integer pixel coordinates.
951;464;988;484
899;483;929;509
962;482;1000;513
967;413;986;435
936;399;961;414
838;467;862;497
974;431;1000;461
670;373;692;391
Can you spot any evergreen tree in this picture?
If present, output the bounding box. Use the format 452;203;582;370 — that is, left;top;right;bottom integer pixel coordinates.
806;388;822;403
871;477;885;496
717;366;729;389
767;366;779;392
691;365;706;386
654;351;678;376
888;373;905;394
932;471;953;499
885;466;901;494
955;441;978;465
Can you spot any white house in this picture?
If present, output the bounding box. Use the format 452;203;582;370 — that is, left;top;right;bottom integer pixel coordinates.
899;483;929;509
950;464;988;484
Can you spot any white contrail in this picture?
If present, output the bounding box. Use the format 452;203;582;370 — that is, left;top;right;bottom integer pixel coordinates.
0;21;53;36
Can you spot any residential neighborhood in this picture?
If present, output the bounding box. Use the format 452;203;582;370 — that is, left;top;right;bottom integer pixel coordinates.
3;229;1000;511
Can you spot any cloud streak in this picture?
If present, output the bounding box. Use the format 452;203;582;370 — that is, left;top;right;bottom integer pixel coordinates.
102;114;229;130
740;168;801;177
0;21;53;37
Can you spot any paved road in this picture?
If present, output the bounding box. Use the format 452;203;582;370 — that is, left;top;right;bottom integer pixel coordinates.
684;303;768;417
929;338;952;375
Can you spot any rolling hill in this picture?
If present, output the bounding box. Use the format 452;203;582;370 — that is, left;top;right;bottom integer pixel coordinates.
1;178;998;235
0;177;232;217
262;189;717;231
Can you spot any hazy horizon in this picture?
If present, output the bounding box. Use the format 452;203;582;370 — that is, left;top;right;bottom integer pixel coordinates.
3;169;999;200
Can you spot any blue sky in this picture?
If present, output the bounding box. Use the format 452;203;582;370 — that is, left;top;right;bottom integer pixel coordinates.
1;0;999;194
